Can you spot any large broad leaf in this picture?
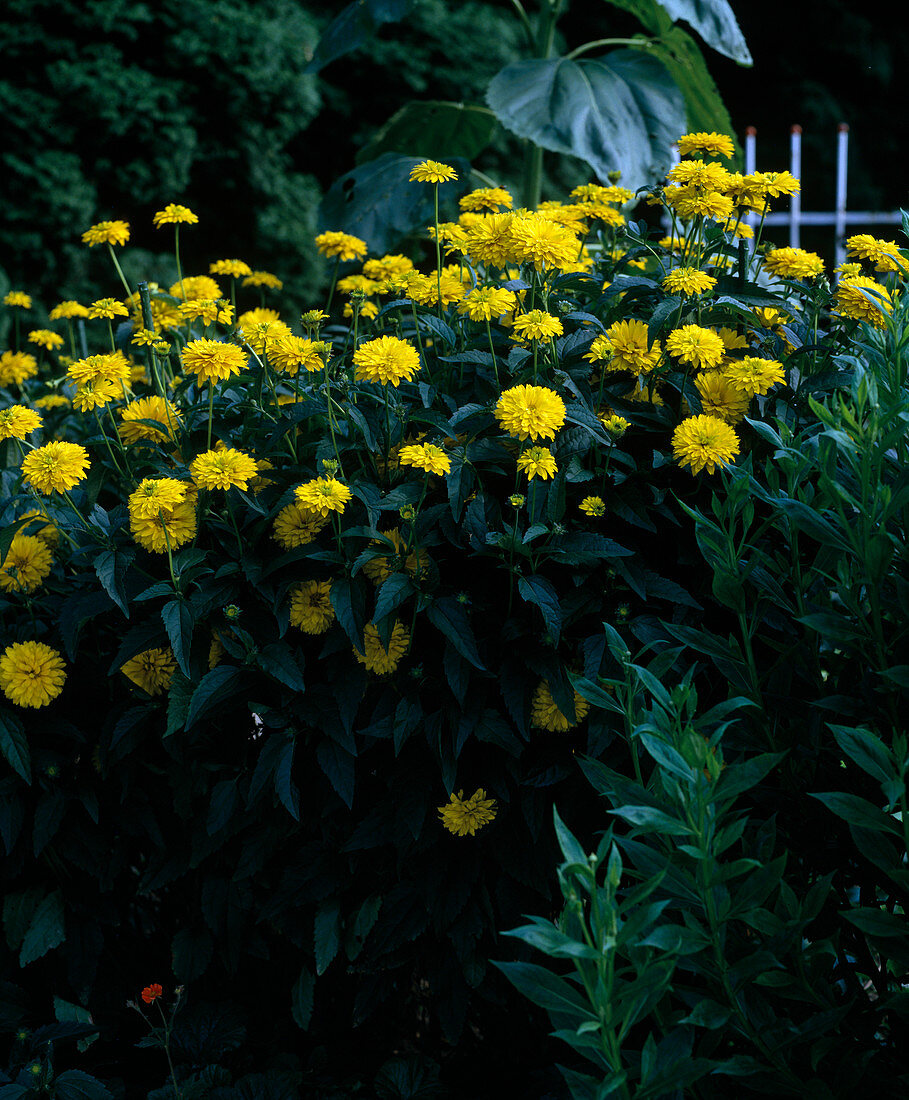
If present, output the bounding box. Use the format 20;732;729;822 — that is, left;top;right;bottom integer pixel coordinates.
604;0;751;65
319;153;469;260
486;51;685;192
305;0;414;74
357;101;497;166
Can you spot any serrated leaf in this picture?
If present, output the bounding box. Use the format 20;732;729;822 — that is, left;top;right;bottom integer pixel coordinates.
256;644;305;692
291;968;315;1029
165;672;195;738
185;666;247;730
0;709;30;783
93;549;134;618
162;599;193;678
426;597;485;669
19;890;65;966
518;574;562;643
315;900;341;975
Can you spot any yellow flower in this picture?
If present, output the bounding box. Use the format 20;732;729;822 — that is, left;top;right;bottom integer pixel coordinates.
695;371;750;423
129;497;197;553
722;356;785;397
753;170;800;198
599;412;630;435
716;327;749;352
579;496;606;517
763;247;824;280
170;275;223;301
17;509;57;547
27;330;64;351
119;396;182;445
509;213;578;270
72;377;121;413
67;351;131;386
398;443;451;476
153;203;198;227
269;336;329;374
671;415;741;475
3;291;32;309
457;286;517;323
0;351;39;386
676;132;735;159
517;446;558;481
353;335;420;387
87;298;129;321
120;648;177;695
242;270;284;290
531;681;589;732
667;160;733;190
661;268;717;297
21;441;90;494
190;447;258;491
239;319;293;354
128;478;188;519
459;187;513;212
667;189;734;222
289;580;335;634
353;621;410;675
464;213;515;268
835;276;893;328
81;220;130;247
495;384;566;442
179;299;234;326
315;231;368;261
846;234;907;274
294;477;352;518
209;259;252;278
49;301;89;320
182;338;247;385
0;641;66;709
34;394;69;410
438;788;497;836
272;502;329;549
0;406;42;441
409;160;458;184
0;535;53;593
362;528;424;585
512;309;563;342
665;326;725;370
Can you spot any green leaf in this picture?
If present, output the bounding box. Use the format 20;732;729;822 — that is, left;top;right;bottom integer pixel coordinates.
165;672;195;738
553;806;588;865
810;792;901;835
329;574;368;648
426;597;485;669
0;709;31;783
357;100;496;165
51;1071;113;1100
4;887;43;950
317;740;356;807
256;643;305;693
171;927;214;983
714;753;784;802
486;51;685;192
493;961;596;1022
569;673;623;714
842;907;909;938
831;725;894;788
291;968;316;1029
315;900;341;975
94;549;134;618
185;666;247;730
504;917;599;960
162;598;193;678
610;805;694;835
374;572;414;625
305;0;413;74
518;574;562;643
319;153;468;256
20;890;65;966
656;0;750;63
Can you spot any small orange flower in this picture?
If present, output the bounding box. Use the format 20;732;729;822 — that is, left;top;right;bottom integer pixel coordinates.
141;984;164;1004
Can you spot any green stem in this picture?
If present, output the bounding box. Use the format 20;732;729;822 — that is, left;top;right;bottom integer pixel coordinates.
107;243;132;300
325;256;341;315
207;381;215;450
565;37;645;61
522;142;544;211
485;318;500;386
433;185;444;325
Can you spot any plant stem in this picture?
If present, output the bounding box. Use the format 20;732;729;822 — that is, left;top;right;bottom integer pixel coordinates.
107;244;133;300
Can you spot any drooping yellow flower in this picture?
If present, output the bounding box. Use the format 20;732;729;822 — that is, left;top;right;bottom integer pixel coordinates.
661;268;717;297
835;276;894;328
294;477;352;518
17;509;57;547
353;621;410;675
21;441;90;494
209;259;252;278
846;234;907;274
579;496;606;517
315;231;368;261
289;580;335;635
0;406;42;441
0;351;39;387
671;415;741;475
398;443;451;476
128;478;188;519
181;338;247;385
170;275;223;301
3;291;32;309
676;132;735;159
353;335;420;387
153;203;198;227
272;502;329;549
763;247;824;280
457;286;517;323
517;446;558;481
667;160;733;191
694;371;750;423
512;309;563;342
0;641;66;708
409;160;458;184
495;384;566;442
242;270;284;290
27;330;64;351
120;648;177;695
119;396;182;445
530;681;589;732
49;301;89;320
665;325;725;370
190;447;258;491
438;788;497;836
81;220;130;247
87;298;129;321
0;535;53;593
722;356;785;398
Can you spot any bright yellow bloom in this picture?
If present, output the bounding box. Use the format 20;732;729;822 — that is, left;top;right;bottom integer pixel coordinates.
179;299;234;326
672;415;741;475
353;335;420;387
665;326;725;370
242;270;284;290
27;330;64;351
409;270;466;308
294;477;352;518
118;396;182;445
153;203;198;227
763;247;824;279
289;580;335;635
398;443;451;476
579;496;606;517
239;319;293;354
695;371;750;423
460;187;513;212
182;338;247;385
599;412;630;435
315;231;368;261
34;394;69;410
495;384;566;442
120;648;177;695
272;502;329;549
170;275;223;301
661;268;717;297
209;259;252;278
87;298;129;320
531;681;589;731
129;497;197;553
0;641;66;708
591;320;661;376
72;377;121;412
0;406;42;441
49;301;89;320
190;448;258;491
512;310;563;342
667;188;734;222
81;220;130;247
509;213;578;270
128;478;188;519
676;132;735;159
3;291;32;308
835;276;893;328
464;213;515;268
0;535;53;593
753;170;800;198
16;509;57;547
21;441;89;494
458;286;517;322
0;351;38;387
716;327;749;352
517;446;558;481
722;357;785;397
269;336;329;374
67;351;131;386
667;160;733;190
409;160;458;184
438;788;497;836
353;621;410;675
846;234;907;274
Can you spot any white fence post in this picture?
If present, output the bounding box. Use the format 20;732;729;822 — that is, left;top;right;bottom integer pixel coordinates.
834;123;849;269
789;125;802;248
